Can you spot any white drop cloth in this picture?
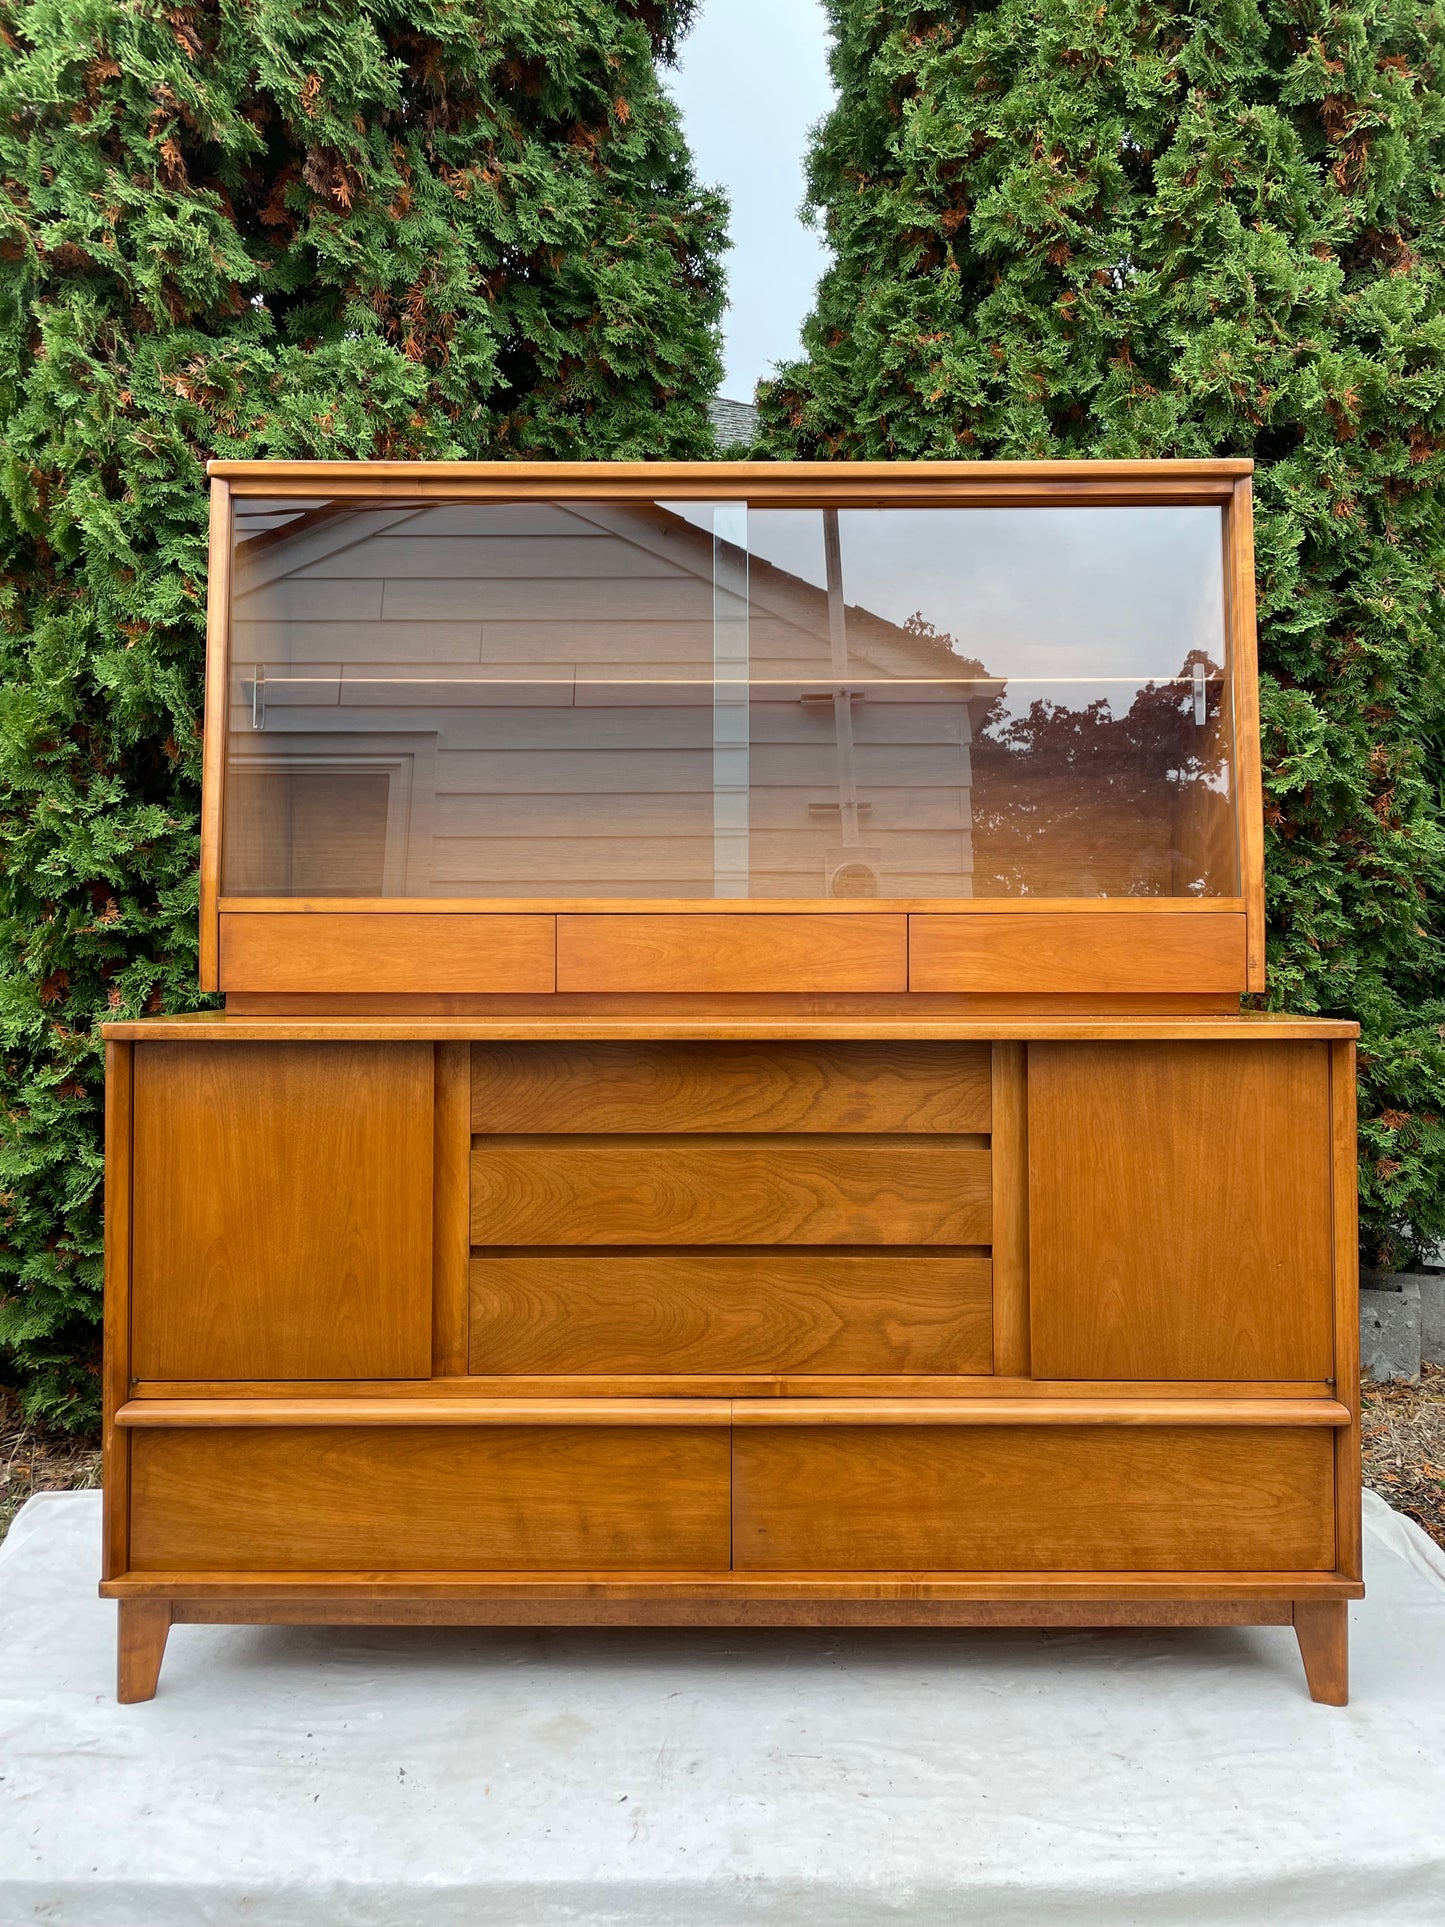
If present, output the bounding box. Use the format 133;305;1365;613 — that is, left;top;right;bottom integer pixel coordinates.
0;1488;1443;1926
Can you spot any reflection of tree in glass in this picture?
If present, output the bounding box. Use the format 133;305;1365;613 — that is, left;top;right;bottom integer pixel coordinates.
969;647;1234;897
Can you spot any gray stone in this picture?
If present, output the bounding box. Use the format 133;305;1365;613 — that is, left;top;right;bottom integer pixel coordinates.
1359;1275;1422;1383
1417;1271;1445;1366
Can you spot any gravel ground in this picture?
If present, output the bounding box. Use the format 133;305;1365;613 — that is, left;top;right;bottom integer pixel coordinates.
1361;1362;1445;1552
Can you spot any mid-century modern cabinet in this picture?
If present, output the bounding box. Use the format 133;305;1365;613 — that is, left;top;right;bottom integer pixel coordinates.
101;459;1361;1703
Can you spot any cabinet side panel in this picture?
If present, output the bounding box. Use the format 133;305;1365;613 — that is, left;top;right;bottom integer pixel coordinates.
1029;1042;1334;1380
131;1043;433;1379
102;1042;134;1581
1332;1039;1362;1581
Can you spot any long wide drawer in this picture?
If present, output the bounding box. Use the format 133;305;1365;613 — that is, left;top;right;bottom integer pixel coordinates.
731;1425;1337;1571
130;1425;731;1571
469;1136;992;1245
468;1252;994;1374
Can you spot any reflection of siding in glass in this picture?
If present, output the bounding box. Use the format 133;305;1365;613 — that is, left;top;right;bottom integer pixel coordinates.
222;498;1237;900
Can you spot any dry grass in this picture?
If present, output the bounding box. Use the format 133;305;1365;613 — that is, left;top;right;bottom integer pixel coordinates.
0;1390;101;1547
1362;1363;1445;1553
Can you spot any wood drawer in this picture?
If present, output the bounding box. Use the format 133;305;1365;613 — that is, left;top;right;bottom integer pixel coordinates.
557;913;907;992
130;1425;731;1571
469;1136;992;1245
908;911;1247;993
731;1425;1336;1571
219;912;556;993
471;1041;992;1135
468;1252;994;1375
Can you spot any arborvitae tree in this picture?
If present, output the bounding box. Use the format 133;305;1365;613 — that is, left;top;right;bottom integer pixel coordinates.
759;0;1445;1269
0;0;726;1424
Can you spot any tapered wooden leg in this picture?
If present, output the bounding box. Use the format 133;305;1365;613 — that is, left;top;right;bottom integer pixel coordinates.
1293;1600;1349;1705
118;1600;172;1703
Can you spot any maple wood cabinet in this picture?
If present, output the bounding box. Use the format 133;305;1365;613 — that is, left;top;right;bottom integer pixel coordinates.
101;459;1360;1706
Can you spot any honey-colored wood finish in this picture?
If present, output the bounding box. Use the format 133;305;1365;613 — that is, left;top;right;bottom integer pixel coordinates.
220;912;555;994
431;1043;472;1375
557;914;908;994
1028;1043;1335;1381
470;1039;992;1135
130;1425;732;1571
469;1252;994;1376
732;1426;1336;1572
908;912;1247;994
989;1042;1030;1377
117;1599;172;1704
197;481;231;992
1331;1040;1364;1584
470;1134;991;1246
102;1042;133;1583
1293;1599;1350;1705
130;1042;434;1380
1228;480;1268;993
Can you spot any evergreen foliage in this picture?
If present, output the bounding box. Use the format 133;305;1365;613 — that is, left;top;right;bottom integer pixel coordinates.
759;0;1445;1269
0;0;726;1424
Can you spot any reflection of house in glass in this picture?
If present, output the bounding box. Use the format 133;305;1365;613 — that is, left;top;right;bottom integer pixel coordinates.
222;499;1237;901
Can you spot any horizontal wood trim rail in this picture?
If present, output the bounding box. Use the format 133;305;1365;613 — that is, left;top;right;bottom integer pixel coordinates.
219;912;556;995
209;457;1253;508
909;912;1248;995
127;1377;1339;1400
117;1397;1350;1430
102;1014;1361;1042
218;897;1249;917
118;1398;731;1428
102;1569;1361;1604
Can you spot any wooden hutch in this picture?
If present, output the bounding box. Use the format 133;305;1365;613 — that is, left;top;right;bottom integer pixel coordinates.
100;459;1361;1704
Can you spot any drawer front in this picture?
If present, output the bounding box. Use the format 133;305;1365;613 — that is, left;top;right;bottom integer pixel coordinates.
908;911;1248;993
556;913;907;992
131;1426;731;1571
131;1042;434;1381
470;1136;991;1246
732;1425;1336;1571
469;1253;994;1375
471;1041;992;1135
219;912;556;993
1028;1042;1335;1380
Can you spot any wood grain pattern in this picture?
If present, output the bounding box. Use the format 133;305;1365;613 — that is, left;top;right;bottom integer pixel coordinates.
102;1013;1362;1043
117;1600;172;1703
990;1042;1029;1376
130;1426;732;1570
431;1043;473;1375
198;480;232;992
468;1252;993;1375
120;1398;731;1427
1028;1042;1335;1381
732;1426;1336;1571
128;1375;1338;1400
908;912;1248;994
102;1041;133;1583
1331;1039;1364;1584
1228;480;1268;991
1294;1598;1349;1705
130;1042;434;1380
556;915;907;993
219;912;555;994
470;1135;991;1246
470;1040;991;1135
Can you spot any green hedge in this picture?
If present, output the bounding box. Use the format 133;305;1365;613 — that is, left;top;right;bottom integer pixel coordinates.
757;0;1445;1271
0;0;726;1427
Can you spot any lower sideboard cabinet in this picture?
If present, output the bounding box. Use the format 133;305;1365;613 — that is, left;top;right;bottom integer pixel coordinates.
100;1020;1361;1705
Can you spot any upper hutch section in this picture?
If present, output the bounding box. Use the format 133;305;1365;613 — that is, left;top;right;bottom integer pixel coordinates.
201;461;1264;1000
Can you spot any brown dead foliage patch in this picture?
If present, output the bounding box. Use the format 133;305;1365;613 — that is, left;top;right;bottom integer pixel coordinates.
1362;1362;1445;1552
0;1389;101;1545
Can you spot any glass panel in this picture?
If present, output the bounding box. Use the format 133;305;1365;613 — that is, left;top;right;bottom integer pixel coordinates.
223;497;1237;899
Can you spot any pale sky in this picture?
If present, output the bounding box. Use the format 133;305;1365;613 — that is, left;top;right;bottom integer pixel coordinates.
666;0;835;403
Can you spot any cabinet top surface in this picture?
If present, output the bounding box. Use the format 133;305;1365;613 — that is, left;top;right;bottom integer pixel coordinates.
103;1011;1357;1043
